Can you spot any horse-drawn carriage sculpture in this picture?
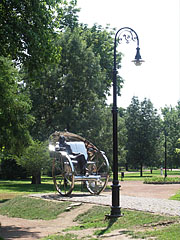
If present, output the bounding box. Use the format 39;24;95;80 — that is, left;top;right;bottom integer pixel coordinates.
49;131;110;196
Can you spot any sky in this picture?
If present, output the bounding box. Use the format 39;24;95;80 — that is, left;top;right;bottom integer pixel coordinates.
77;0;180;111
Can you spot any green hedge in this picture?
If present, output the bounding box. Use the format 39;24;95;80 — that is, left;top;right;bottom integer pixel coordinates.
144;177;180;184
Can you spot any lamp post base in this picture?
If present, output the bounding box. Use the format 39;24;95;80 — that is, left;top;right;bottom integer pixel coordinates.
106;206;123;219
105;183;123;218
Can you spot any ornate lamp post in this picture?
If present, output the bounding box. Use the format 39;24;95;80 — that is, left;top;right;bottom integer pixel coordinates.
109;27;144;218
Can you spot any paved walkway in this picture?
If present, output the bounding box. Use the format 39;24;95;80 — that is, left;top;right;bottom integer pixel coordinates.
31;191;180;217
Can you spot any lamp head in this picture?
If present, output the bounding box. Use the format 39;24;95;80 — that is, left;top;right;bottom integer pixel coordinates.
132;47;144;66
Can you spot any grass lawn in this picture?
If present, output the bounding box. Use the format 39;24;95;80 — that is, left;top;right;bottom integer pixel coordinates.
46;206;180;240
0;169;180;201
0;196;70;220
120;169;180;181
1;197;180;240
0;176;90;201
0;176;55;195
0;173;180;240
42;233;97;240
42;234;85;240
169;189;180;201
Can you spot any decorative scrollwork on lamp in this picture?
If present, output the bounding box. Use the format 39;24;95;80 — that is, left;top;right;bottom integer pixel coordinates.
114;27;144;66
118;30;137;44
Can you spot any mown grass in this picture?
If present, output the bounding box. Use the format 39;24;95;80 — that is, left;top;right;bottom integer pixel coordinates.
42;233;97;240
169;189;180;201
64;206;180;240
0;177;55;195
1;192;180;239
131;223;180;240
120;169;180;181
0;176;87;202
0;196;70;220
42;234;78;240
0;177;56;202
68;206;177;233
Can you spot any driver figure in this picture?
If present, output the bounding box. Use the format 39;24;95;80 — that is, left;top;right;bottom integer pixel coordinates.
58;135;87;175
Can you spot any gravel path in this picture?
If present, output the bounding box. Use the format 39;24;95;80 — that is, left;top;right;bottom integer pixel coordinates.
31;192;180;216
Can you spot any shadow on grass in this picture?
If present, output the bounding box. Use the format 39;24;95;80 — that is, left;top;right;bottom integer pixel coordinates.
100;230;133;239
97;218;118;236
0;199;9;203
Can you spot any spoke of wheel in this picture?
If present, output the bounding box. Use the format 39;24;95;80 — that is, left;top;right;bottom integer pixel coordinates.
64;180;67;194
96;161;105;173
59;179;63;189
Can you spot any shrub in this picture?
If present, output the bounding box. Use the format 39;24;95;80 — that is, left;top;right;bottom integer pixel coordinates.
0;157;28;180
144;177;180;184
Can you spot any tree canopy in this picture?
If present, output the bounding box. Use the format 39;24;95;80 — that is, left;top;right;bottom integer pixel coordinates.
0;0;79;71
28;24;122;142
0;57;33;155
126;97;161;175
161;103;180;168
17;140;51;184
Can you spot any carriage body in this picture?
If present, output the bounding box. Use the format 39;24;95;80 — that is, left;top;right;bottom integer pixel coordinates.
49;131;110;196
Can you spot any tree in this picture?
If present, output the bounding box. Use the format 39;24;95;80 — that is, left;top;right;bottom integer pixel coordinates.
125;97;141;171
17;140;51;184
161;103;180;168
81;24;123;96
140;98;162;171
118;108;128;169
28;25;122;142
0;57;33;155
0;0;68;70
126;97;161;176
175;139;180;155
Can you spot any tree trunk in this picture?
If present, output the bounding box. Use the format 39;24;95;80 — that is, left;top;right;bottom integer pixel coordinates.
125;163;129;171
140;163;143;177
31;171;41;184
150;168;153;174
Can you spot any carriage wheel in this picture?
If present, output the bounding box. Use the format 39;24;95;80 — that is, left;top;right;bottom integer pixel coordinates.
86;152;109;195
52;153;75;196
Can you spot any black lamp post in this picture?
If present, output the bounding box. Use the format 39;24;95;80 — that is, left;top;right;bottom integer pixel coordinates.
109;27;144;218
164;130;168;178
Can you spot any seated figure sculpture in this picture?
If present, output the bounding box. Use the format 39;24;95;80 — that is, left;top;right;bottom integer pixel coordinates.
58;135;87;175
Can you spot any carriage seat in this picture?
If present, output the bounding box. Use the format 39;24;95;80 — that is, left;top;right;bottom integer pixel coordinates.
66;141;88;161
49;141;89;163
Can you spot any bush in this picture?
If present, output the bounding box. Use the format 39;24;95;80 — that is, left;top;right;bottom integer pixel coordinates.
17;140;51;184
0;158;28;180
144;177;180;184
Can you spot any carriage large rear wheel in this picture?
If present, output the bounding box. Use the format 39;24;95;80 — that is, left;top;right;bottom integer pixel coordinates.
52;153;75;196
86;152;109;195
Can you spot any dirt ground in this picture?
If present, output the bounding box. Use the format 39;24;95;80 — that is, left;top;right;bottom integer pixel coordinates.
120;180;180;199
0;181;180;240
